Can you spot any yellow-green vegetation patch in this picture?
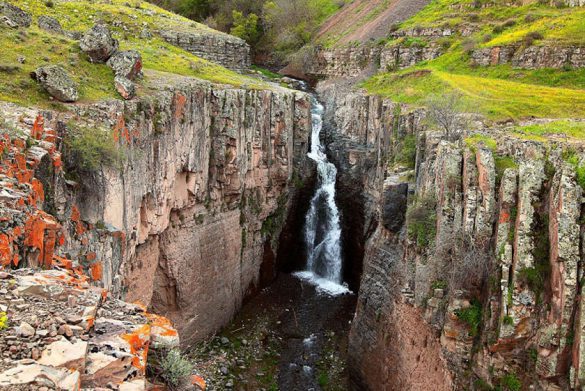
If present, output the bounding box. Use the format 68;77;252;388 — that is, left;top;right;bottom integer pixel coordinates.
362;0;585;123
0;0;268;108
362;69;585;121
0;25;115;107
514;120;585;140
465;134;497;151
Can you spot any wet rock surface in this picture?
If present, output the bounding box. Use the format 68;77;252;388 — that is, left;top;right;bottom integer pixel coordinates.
189;274;355;390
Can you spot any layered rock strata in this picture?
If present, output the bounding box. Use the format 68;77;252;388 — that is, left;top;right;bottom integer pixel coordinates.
320;88;585;390
0;73;311;344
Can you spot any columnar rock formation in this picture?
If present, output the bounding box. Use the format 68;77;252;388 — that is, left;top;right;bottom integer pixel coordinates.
318;87;585;390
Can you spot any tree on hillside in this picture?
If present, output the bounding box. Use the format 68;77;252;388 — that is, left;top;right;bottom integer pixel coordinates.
230;10;261;45
424;92;468;139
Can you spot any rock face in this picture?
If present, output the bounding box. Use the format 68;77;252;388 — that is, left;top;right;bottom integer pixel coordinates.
31;65;79;102
79;24;119;63
319;86;585;390
0;74;311;344
160;29;251;71
472;45;585;69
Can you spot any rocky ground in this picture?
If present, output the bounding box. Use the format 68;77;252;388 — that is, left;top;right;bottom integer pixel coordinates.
187;274;356;391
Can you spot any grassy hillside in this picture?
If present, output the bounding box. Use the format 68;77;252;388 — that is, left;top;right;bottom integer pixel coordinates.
361;0;585;122
0;0;267;108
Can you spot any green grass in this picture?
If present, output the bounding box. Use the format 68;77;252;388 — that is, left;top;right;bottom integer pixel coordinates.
455;298;482;337
363;69;585;121
0;0;268;108
360;0;585;122
465;134;497;151
514;121;585;140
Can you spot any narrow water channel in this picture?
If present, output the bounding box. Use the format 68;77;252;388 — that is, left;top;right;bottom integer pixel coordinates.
189;91;356;390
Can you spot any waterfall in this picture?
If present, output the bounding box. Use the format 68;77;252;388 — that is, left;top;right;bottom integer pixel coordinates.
294;95;350;295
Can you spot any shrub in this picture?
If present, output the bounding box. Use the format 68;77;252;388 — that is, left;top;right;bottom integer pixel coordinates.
524;31;544;46
395;134;417;168
499;373;522;391
159;349;193;389
455;299;482;337
0;312;8;331
424;91;467;139
230;11;260;45
406;195;437;248
63;125;124;172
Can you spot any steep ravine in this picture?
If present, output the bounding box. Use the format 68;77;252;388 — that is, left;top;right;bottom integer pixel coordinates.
319;88;585;390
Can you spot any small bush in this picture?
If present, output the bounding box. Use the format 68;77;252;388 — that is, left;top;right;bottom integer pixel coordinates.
524;31;544;46
503;315;514;325
406;195;437;248
63;125;124;172
455;299;482;337
0;312;8;330
159;349;193;389
499;373;522;391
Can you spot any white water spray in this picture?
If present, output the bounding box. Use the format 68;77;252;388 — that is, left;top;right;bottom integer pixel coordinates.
294;95;350;296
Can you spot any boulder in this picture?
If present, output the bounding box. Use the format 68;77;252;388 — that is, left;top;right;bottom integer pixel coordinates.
31;65;79;102
0;2;31;28
38;338;88;371
79;24;119;63
0;363;80;390
107;50;142;80
37;15;63;35
114;76;136;100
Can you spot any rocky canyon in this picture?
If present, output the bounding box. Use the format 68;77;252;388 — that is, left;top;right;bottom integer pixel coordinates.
1;0;585;390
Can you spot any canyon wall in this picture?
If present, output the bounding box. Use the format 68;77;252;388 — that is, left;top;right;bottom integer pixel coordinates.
319;87;585;390
1;75;311;344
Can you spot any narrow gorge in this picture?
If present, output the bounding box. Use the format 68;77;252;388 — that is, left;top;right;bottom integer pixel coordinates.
1;0;585;390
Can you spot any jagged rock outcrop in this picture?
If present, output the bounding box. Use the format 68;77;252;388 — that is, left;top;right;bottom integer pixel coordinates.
79;24;119;64
0;2;31;28
471;45;585;69
0;267;180;390
160;30;251;72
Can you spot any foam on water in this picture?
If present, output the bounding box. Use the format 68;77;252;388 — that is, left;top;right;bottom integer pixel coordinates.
293;271;352;296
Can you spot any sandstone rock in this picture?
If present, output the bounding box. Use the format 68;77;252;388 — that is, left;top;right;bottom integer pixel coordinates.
114;75;136;100
17;322;35;337
31;65;79;102
0;2;32;28
79;24;119;63
58;324;73;337
107;50;142;80
37;337;88;371
37;15;63;35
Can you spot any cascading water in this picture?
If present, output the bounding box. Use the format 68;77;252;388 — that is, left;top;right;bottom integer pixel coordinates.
294;95;350;295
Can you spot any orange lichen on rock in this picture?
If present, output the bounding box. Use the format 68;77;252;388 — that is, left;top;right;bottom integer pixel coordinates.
498;210;510;224
0;233;13;266
174;93;187;121
192;375;207;390
121;324;151;372
31;114;45;140
113;114;133;144
23;211;61;267
146;313;178;337
90;261;103;281
70;205;86;236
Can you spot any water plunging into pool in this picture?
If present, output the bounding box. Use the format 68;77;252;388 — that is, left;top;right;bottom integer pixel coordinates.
294;95;350;296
